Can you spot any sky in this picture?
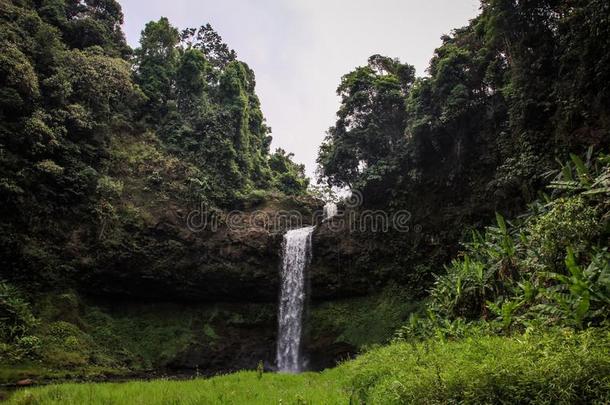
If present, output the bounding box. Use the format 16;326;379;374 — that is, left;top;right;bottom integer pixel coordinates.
119;0;480;179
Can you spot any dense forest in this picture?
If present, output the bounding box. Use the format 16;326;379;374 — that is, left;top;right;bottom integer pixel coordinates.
1;0;609;403
318;0;609;281
316;0;610;323
0;0;309;291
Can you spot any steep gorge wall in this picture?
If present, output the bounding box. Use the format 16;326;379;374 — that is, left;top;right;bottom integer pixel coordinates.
80;196;322;302
79;196;411;303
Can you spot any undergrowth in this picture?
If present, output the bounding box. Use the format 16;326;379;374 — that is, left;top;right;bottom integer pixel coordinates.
6;328;609;405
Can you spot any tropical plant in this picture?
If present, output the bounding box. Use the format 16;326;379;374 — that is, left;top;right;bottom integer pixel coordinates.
539;247;610;328
425;150;609;333
0;281;37;342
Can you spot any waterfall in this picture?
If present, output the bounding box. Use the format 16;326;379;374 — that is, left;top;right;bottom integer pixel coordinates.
276;226;315;373
323;202;337;220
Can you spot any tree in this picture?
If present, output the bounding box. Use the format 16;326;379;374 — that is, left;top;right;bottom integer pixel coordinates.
317;55;415;189
181;23;237;68
269;148;309;195
176;48;207;112
134;17;180;121
45;0;131;58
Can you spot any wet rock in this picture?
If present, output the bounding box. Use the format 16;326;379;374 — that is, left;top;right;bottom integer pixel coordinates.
16;379;34;386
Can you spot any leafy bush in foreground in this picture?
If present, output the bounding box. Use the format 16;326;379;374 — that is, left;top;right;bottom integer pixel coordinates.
0;281;39;361
345;328;610;404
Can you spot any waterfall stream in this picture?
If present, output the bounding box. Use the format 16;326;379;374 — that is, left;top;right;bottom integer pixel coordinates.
323;202;337;220
276;202;336;372
276;226;315;373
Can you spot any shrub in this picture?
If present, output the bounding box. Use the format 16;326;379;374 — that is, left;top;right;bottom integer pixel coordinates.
0;282;40;360
426;151;609;331
526;196;600;271
0;281;37;342
344;329;610;404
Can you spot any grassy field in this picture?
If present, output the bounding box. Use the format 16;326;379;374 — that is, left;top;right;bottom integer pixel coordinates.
6;371;348;405
6;328;610;404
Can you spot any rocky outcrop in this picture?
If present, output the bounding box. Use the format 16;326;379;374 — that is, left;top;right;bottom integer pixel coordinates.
309;211;425;299
80;196;417;303
80;195;325;302
309;220;373;299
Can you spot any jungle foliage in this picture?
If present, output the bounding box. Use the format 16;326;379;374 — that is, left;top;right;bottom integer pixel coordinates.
0;0;308;290
1;0;609;400
396;151;609;342
319;0;609;246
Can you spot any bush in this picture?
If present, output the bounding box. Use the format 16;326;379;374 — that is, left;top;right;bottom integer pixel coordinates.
526;196;600;270
426;151;609;331
0;281;37;342
0;282;39;361
344;329;610;404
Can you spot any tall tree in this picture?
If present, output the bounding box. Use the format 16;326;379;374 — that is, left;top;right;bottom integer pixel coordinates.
134;17;180;121
318;55;415;189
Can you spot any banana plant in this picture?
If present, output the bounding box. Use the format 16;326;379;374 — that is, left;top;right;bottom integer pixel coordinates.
541;247;610;328
549;148;610;199
487;298;523;330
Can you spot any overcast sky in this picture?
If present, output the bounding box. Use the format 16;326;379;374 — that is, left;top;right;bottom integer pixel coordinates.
119;0;480;179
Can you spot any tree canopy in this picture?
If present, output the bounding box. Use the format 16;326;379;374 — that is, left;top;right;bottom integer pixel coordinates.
0;1;309;289
318;0;609;213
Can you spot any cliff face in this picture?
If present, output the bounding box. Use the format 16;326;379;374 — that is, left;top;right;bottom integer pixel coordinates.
310;211;438;300
80;206;418;303
310;220;376;299
3;183;419;381
81;211;392;301
80;195;325;302
6;200;409;380
78;189;410;303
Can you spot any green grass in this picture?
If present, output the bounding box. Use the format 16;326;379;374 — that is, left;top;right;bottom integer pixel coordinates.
7;328;609;404
7;371;348;405
345;328;610;404
0;363;129;385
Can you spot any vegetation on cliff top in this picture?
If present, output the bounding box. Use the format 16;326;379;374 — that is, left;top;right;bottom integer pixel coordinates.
0;0;310;292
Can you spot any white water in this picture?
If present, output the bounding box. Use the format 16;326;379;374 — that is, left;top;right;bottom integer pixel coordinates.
323;202;337;220
276;226;315;373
